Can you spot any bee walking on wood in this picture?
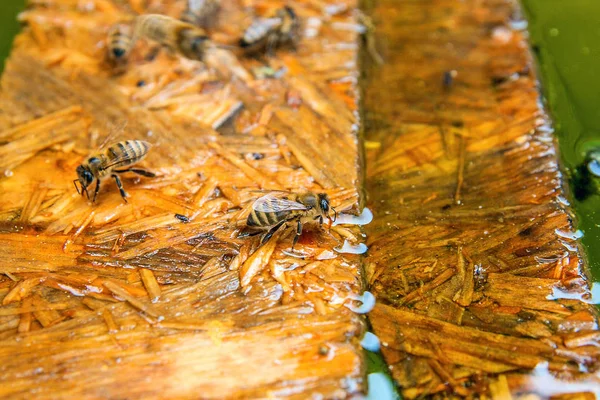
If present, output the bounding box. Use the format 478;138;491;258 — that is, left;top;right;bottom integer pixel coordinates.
181;0;221;29
133;14;210;61
73;140;155;203
246;192;337;249
107;22;134;64
239;6;300;55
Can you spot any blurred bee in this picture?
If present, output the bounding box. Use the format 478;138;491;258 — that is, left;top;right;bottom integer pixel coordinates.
133;14;210;60
107;22;134;64
181;0;221;29
239;6;300;55
246;192;337;248
73;140;155;203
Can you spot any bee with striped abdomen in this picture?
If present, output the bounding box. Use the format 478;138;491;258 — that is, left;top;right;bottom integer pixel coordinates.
181;0;221;29
107;22;134;64
133;14;210;61
73;140;155;203
246;192;337;248
239;6;300;55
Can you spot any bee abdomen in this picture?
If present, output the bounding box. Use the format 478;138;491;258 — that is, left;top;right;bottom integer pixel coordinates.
107;23;133;60
240;18;280;48
107;140;150;168
247;209;290;227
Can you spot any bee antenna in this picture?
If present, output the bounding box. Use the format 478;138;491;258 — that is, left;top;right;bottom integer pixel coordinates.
83;186;90;200
73;179;81;195
332;207;337;223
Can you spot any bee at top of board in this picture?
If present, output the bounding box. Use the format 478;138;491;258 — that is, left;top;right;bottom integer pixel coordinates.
73;140;155;203
245;192;337;249
180;0;221;29
239;6;301;55
134;14;210;60
107;14;210;64
107;22;134;64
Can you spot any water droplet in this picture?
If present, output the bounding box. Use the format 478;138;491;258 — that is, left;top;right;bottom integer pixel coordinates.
582;46;591;56
333;208;373;226
4;169;13;177
554;229;583;240
334;240;368;254
345;291;375;314
548;282;600;304
556;195;570;206
510;20;528;31
588;159;600;176
549;28;559;37
361;332;381;352
366;372;399;400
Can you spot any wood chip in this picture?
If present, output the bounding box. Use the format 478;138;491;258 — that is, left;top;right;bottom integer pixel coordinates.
139;269;161;303
103;281;161;318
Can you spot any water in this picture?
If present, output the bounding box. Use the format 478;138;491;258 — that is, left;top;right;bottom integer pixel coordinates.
334;240;368;255
0;1;24;74
522;0;600;279
343;291;375;314
2;1;596;399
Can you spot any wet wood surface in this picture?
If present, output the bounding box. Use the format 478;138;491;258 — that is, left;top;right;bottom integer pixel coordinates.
0;1;367;398
363;0;600;398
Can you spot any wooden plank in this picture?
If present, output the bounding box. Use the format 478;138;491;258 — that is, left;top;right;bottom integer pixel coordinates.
0;0;366;398
362;0;600;398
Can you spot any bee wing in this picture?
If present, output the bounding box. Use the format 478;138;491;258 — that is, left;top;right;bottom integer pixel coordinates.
97;120;128;151
252;194;308;212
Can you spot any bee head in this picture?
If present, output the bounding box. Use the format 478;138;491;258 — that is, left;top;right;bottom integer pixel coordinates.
111;47;127;59
75;165;94;199
180;29;209;60
318;193;336;222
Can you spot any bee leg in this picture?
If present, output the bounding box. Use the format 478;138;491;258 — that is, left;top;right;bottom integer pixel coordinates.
112;174;128;203
145;46;162;62
92;180;101;203
261;220;285;245
115;168;156;178
291;219;302;250
266;34;278;57
73;179;81;195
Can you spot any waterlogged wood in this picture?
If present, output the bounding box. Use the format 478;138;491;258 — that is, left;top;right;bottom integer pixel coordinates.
363;0;600;398
0;0;365;398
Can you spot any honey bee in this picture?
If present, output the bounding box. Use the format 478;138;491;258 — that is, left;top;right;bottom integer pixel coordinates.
73;140;155;203
107;22;134;63
181;0;221;29
133;14;210;60
239;6;300;55
246;192;337;248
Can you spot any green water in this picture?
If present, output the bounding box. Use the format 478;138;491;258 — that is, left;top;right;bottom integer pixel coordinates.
522;0;600;280
0;1;24;74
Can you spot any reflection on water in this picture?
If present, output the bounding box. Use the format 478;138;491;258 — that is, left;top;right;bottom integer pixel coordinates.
522;0;600;278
